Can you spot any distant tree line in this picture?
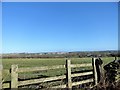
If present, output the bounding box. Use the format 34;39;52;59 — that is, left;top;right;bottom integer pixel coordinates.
2;50;119;59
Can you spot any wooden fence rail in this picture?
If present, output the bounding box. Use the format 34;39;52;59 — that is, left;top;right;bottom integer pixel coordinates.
1;58;101;89
18;65;65;73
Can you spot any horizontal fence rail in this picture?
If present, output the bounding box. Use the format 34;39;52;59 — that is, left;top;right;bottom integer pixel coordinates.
72;78;94;86
52;84;66;88
71;63;92;68
2;83;10;88
18;75;66;86
71;71;93;77
18;65;65;73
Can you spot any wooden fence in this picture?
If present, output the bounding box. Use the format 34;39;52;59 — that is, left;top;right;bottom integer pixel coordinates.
1;58;101;89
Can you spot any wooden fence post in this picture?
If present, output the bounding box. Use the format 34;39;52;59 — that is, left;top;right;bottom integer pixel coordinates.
66;59;72;89
92;58;98;85
11;65;18;88
0;64;3;89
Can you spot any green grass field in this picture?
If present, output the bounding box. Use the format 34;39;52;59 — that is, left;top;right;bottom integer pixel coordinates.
2;57;115;69
2;57;115;82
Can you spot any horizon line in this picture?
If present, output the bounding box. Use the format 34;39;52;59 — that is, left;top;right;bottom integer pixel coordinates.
1;49;118;54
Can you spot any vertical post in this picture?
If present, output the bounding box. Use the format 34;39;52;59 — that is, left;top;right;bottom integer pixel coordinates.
0;64;3;89
97;58;104;83
66;59;72;89
100;62;105;83
92;58;98;85
11;65;18;88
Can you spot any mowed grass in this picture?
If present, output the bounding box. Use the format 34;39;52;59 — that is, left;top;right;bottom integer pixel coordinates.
2;57;115;82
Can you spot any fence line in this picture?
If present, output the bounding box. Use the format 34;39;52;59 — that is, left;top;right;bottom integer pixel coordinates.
1;58;101;89
17;63;92;73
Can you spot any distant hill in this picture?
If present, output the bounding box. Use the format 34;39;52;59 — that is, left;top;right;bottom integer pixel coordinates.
1;50;119;59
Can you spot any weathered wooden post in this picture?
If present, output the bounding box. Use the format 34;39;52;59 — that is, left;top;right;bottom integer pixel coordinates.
11;65;18;88
92;57;104;85
97;58;104;84
92;58;98;85
0;64;3;89
66;59;72;89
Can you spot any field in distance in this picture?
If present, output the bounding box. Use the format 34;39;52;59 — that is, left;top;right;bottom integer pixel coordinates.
2;57;115;69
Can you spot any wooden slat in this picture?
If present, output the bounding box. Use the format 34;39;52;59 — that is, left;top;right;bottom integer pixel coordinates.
71;63;92;68
11;65;18;88
18;65;65;73
52;84;66;88
18;75;66;86
71;71;93;77
66;60;72;88
2;83;10;88
72;78;94;86
3;69;10;73
92;58;98;85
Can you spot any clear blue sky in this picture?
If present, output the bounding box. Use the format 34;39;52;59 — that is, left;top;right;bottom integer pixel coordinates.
2;2;118;53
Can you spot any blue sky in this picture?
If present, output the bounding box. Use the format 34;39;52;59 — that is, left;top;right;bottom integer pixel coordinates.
2;2;118;53
0;2;2;54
